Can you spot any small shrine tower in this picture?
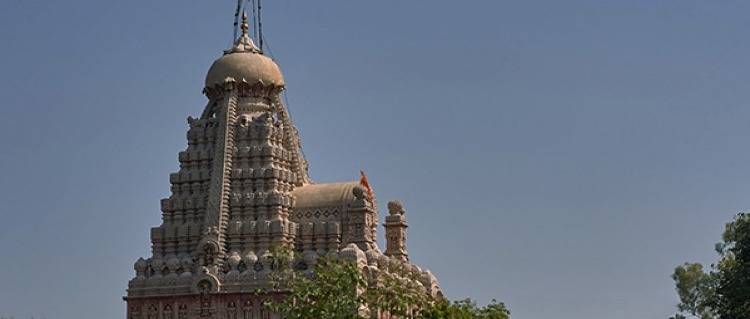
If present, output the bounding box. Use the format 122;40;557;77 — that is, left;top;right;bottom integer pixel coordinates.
124;12;441;319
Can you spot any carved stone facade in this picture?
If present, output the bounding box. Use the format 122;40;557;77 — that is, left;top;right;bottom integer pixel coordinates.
384;200;409;261
125;14;440;319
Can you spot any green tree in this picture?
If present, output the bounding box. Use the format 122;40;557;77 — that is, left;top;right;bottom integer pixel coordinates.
671;263;716;319
265;256;368;319
479;299;512;319
672;213;750;319
265;252;511;319
420;298;510;319
365;264;431;319
714;213;750;318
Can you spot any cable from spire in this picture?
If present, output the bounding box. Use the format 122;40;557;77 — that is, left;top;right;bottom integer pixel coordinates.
258;0;263;51
251;0;258;42
233;0;243;41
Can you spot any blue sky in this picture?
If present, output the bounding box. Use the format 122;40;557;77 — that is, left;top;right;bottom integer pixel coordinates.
1;1;750;318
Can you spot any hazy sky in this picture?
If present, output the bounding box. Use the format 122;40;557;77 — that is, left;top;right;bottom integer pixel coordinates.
1;1;749;318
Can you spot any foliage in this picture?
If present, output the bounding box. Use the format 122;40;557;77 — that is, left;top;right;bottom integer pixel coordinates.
671;263;717;319
479;299;512;319
672;213;750;319
365;264;431;319
420;298;510;319
265;252;511;319
264;256;368;319
714;213;750;319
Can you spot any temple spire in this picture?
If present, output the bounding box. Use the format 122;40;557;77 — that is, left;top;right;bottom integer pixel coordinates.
241;11;249;38
225;10;260;54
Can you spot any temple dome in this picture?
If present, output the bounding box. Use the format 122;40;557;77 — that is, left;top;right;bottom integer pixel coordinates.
204;29;284;87
205;51;284;87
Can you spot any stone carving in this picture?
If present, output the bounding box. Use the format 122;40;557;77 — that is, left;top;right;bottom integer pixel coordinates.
147;305;158;319
198;280;213;317
201;243;216;267
352;185;372;207
134;258;147;280
228;301;238;319
178;304;188;319
163;304;174;319
180;256;193;277
387;200;405;216
129;305;141;319
227;251;242;277
203;92;237;262
384;200;409;261
243;301;254;319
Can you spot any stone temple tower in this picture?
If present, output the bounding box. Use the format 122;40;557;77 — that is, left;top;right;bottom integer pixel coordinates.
125;13;441;319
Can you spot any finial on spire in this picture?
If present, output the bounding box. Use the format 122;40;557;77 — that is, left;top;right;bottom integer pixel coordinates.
241;11;249;37
225;9;259;54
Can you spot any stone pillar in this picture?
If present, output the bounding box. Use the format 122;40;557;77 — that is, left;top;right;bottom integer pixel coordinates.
384;200;409;261
346;185;378;251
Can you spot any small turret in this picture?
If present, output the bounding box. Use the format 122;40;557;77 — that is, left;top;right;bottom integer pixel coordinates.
384;200;409;261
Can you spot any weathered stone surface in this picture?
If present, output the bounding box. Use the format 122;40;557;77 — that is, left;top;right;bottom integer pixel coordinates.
126;13;440;319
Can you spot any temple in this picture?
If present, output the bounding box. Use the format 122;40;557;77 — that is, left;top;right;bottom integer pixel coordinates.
125;12;441;319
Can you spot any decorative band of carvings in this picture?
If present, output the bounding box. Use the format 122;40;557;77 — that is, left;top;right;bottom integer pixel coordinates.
203;80;284;101
204;88;238;259
293;207;342;221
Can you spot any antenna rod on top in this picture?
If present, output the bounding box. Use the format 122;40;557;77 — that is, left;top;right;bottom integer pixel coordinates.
251;0;258;40
233;0;243;40
258;0;263;51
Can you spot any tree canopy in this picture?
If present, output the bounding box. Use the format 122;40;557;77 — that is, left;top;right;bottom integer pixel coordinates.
671;213;750;319
264;256;368;319
263;253;510;319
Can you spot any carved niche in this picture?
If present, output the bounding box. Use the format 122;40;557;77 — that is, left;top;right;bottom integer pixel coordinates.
243;300;254;319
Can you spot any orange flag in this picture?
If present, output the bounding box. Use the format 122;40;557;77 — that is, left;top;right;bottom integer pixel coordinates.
360;171;374;199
